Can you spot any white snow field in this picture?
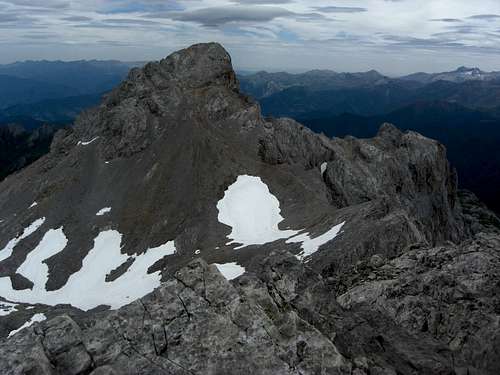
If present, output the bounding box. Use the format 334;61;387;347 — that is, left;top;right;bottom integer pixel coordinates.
0;229;176;311
287;222;346;261
8;313;46;337
0;217;46;262
96;207;112;216
217;175;345;258
214;262;246;280
17;228;68;290
217;175;298;248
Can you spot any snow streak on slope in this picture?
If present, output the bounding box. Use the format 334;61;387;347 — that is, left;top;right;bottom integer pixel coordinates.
96;207;112;216
217;175;298;249
320;162;327;176
0;218;46;262
17;228;68;290
287;222;345;261
8;313;46;337
214;262;245;280
0;229;176;311
77;137;99;146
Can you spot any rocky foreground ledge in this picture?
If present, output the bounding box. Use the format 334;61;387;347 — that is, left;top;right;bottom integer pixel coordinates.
0;251;461;374
2;224;500;374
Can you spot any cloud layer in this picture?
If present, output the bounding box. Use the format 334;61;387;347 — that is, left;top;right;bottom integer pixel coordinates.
1;0;500;74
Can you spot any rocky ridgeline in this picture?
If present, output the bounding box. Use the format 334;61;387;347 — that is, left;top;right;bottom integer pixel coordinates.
0;43;499;374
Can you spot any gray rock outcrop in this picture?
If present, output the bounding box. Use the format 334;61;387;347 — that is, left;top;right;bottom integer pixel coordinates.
1;253;461;374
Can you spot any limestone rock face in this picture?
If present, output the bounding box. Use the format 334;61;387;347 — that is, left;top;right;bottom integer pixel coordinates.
0;254;460;375
337;232;500;375
69;43;244;159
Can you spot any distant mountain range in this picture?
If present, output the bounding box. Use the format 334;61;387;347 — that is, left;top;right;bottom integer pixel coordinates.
2;63;498;126
401;66;500;84
240;66;500;101
0;93;104;127
240;66;500;118
0;60;139;101
240;67;500;214
239;69;389;98
0;60;142;125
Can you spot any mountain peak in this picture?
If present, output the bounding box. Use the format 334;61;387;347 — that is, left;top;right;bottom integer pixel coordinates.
127;42;238;92
68;42;251;159
101;42;239;112
455;66;482;73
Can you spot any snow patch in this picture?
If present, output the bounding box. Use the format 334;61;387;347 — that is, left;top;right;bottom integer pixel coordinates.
0;301;17;316
320;162;327;176
29;202;38;209
77;137;99;146
17;228;68;290
0;217;45;262
214;262;246;280
0;230;176;311
96;207;112;216
194;249;201;255
8;313;46;337
217;175;298;249
287;222;345;261
216;175;345;260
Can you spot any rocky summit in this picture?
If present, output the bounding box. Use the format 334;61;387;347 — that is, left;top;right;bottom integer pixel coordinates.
0;43;499;375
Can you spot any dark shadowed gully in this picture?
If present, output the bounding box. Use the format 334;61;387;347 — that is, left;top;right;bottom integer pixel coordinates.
0;43;498;375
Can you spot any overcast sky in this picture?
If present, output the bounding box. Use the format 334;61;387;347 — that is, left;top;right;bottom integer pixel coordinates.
1;0;500;74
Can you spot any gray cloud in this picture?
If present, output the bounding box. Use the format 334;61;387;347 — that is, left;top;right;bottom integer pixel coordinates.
21;32;58;39
382;34;467;49
61;16;92;22
230;0;294;3
2;0;70;9
97;0;184;14
468;14;500;20
0;13;20;23
0;11;38;27
430;18;462;23
72;22;138;29
379;33;500;56
160;6;294;26
2;0;500;74
313;6;367;13
101;18;163;26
